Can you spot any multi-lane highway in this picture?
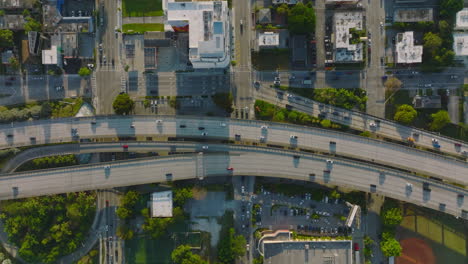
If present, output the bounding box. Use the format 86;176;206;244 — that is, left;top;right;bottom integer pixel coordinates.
0;144;466;219
0;116;467;185
254;86;467;156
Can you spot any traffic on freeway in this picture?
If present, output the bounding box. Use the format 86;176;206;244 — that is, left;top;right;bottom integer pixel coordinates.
1;116;467;185
0;144;466;219
254;86;467;157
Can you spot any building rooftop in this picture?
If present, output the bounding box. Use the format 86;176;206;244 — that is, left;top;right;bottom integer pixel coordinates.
456;8;468;29
326;0;359;3
1;50;14;64
165;0;230;68
42;45;59;65
0;15;26;30
272;0;302;5
258;32;279;47
151;191;173;218
257;9;271;24
263;240;353;264
0;0;34;9
334;11;363;62
453;33;468;56
395;31;423;64
62;33;78;58
413;95;441;109
394;8;433;22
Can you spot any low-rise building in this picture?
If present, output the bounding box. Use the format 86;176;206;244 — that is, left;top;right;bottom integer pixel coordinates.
258;32;279;48
413;95;441;109
272;0;302;5
42;45;60;65
258;230;353;264
0;0;34;9
333;11;364;63
455;8;468;31
0;15;26;30
1;50;14;65
453;33;468;56
257;9;272;25
150;191;173;218
325;0;360;4
393;8;433;23
395;31;423;64
164;0;230;69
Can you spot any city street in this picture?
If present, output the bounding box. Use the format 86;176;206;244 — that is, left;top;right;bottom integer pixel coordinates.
95;0;124;114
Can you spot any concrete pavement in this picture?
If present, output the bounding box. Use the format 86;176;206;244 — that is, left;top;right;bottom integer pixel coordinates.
0;117;467;184
0;147;466;218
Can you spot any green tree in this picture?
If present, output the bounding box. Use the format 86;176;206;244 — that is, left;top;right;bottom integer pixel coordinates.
276;3;289;14
380;237;402;257
78;67;92;77
171;245;207;264
0;10;5;16
440;0;463;19
0;29;14;47
9;57;20;70
217;228;246;264
116;224;134;240
287;3;316;35
381;207;403;227
430;110;450;131
273;111;285;122
112;93;134;115
287;111;298;122
173;187;193;207
423;32;442;54
212;92;234;113
24;17;42;33
320;119;331;128
22;9;30;17
393;104;417;124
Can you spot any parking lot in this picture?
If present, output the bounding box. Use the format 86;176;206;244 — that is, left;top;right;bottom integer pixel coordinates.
250;187;355;237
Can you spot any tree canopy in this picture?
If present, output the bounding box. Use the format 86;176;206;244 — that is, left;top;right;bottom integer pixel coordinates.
381;207;403;227
380;237;402;257
171;245;207;264
287;3;316;35
24;17;42;33
440;0;464;20
142;207;184;239
430;110;450;131
393;104;417;124
78;67;92;77
0;192;96;263
313;88;367;111
423;32;442;53
217;228;246;264
173;187;193;207
0;29;14;47
212;92;234;113
116;190;140;220
112;93;135;115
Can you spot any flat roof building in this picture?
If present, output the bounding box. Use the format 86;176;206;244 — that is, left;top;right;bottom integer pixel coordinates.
395;31;422;64
259;230;353;264
393;8;433;22
164;0;230;68
151;191;173;218
413;95;441;109
0;15;26;30
334;11;364;62
42;45;59;65
258;32;279;48
453;33;468;56
456;8;468;30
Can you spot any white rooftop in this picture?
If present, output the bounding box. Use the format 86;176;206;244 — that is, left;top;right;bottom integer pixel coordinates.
394;8;433;22
258;32;279;46
453;33;468;56
165;0;230;68
42;45;58;65
456;8;468;29
395;31;423;64
334;11;363;62
151;191;173;218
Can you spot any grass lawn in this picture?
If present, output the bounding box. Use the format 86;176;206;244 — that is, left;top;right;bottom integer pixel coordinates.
251;50;290;70
398;205;467;264
123;23;164;34
122;0;163;17
50;97;84;118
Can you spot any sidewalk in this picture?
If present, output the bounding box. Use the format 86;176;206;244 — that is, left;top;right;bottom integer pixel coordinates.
122;16;163;24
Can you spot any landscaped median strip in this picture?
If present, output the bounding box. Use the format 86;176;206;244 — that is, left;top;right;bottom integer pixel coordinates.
122;23;164;34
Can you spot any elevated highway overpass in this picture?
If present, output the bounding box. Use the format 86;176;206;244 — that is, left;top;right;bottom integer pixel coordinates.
0;143;466;219
1;116;467;185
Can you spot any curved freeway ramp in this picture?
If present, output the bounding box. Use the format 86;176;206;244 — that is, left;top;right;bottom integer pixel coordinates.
0;116;467;185
0;144;466;219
